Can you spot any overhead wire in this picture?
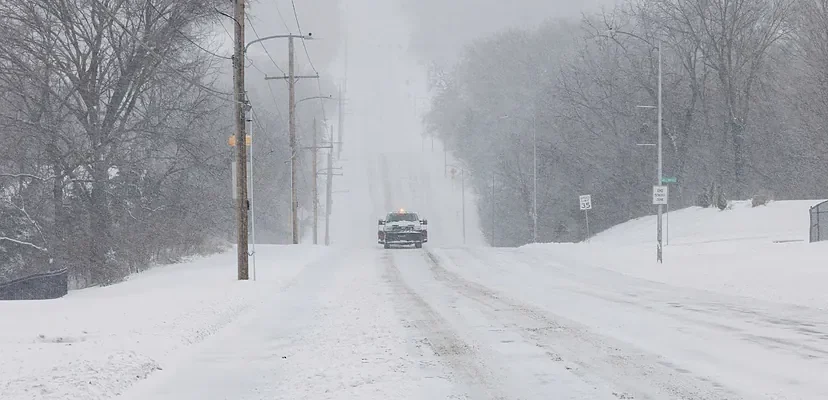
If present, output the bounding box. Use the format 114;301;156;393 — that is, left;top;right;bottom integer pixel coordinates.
288;0;328;123
146;1;231;60
289;0;318;74
273;0;292;33
245;13;287;76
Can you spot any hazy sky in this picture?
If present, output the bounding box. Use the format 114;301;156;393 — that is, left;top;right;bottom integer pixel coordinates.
223;0;615;153
395;0;615;65
242;0;342;72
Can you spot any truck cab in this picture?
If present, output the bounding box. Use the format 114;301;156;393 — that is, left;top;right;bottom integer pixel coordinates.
378;209;427;249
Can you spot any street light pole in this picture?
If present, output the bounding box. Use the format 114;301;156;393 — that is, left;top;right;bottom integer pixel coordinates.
657;39;663;263
248;114;256;280
446;163;467;245
491;173;495;246
462;169;466;244
532;115;537;243
609;28;664;263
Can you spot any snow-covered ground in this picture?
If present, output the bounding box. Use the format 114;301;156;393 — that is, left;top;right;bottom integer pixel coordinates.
0;245;332;399
522;199;828;308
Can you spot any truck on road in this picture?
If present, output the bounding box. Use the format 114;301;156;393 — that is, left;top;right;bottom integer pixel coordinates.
378;209;428;249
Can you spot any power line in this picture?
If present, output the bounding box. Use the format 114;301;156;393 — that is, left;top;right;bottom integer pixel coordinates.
273;0;292;33
146;1;231;60
286;0;327;125
289;0;318;74
245;13;287;76
216;14;234;41
265;80;286;125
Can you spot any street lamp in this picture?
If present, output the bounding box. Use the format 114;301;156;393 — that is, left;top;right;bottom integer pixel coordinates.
446;163;467;245
608;29;664;263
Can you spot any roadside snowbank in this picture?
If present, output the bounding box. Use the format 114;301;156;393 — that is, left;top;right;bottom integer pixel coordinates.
521;200;828;308
0;245;331;400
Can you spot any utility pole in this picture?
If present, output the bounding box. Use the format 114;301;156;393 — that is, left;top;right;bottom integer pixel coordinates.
303;125;342;245
263;34;318;244
312;117;319;244
337;84;344;158
325;126;334;245
288;37;298;245
233;0;249;280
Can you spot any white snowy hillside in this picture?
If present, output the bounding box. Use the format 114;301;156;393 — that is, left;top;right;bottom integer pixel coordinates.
589;199;819;246
522;199;828;308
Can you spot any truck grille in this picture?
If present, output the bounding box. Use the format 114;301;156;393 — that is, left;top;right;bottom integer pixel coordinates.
386;232;420;241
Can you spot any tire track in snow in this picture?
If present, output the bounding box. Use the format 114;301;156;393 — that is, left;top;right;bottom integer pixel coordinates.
380;251;508;399
424;249;740;400
508;249;828;363
378;153;509;398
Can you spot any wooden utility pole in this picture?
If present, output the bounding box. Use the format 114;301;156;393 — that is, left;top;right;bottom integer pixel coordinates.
312;117;318;244
325;125;334;245
263;34;317;245
288;37;298;244
233;0;249;280
337;84;344;158
303;125;341;245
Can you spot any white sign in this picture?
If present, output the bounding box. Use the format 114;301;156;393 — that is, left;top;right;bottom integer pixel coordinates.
579;195;592;210
653;185;669;205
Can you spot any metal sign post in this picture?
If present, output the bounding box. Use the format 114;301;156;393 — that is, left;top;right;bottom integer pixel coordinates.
579;195;592;241
660;177;676;246
653;185;668;261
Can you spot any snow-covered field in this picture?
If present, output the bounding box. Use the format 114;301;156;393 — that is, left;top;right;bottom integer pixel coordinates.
0;245;332;399
522;199;828;308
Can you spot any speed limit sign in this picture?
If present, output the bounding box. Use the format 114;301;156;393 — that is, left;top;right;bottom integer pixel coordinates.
579;195;592;210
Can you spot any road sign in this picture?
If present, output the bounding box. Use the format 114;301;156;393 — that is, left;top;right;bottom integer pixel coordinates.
661;177;677;184
653;185;669;205
579;195;592;210
228;134;252;147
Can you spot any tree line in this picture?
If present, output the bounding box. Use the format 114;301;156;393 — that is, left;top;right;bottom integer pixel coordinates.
426;0;827;246
0;0;328;286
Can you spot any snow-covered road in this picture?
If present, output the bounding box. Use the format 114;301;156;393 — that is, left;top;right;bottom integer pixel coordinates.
117;245;828;399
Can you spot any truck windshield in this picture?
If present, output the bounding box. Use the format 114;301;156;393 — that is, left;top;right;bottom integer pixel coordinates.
387;213;418;222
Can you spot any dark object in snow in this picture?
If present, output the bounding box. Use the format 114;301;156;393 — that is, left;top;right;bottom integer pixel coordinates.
0;267;68;300
752;194;771;207
809;200;828;243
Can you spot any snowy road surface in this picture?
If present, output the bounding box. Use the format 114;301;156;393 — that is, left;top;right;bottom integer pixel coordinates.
116;244;828;400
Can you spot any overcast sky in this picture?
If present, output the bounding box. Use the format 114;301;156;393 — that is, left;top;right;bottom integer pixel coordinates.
395;0;615;65
221;0;615;152
236;0;615;75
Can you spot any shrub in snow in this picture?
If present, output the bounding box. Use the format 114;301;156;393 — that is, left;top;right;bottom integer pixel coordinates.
716;188;728;210
695;190;712;208
752;194;771;207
